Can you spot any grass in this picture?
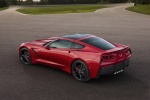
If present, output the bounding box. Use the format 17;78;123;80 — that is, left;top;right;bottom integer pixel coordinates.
16;5;105;15
126;4;150;15
0;7;8;11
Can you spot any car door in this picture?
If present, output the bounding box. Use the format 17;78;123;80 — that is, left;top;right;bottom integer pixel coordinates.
40;39;73;68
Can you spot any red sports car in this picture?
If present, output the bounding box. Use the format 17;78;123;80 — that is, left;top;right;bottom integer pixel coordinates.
19;34;131;82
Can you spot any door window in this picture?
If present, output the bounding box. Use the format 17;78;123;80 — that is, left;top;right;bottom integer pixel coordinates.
49;39;73;49
71;43;85;49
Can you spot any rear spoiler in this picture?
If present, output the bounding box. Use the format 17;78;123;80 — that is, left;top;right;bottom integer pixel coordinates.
102;45;130;55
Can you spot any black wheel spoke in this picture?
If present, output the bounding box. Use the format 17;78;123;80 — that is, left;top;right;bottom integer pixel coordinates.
21;55;26;61
79;74;82;79
73;71;78;76
24;55;29;62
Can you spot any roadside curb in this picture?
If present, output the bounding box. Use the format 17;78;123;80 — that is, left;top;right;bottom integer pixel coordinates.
15;10;27;16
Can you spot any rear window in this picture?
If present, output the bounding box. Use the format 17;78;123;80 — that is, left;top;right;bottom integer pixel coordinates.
81;37;115;50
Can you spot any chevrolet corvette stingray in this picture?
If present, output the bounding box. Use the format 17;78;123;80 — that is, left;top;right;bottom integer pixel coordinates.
19;34;131;82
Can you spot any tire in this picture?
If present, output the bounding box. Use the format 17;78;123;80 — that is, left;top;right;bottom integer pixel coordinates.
19;47;32;65
71;60;90;82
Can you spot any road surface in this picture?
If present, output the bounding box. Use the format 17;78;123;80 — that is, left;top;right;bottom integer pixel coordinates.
0;3;150;100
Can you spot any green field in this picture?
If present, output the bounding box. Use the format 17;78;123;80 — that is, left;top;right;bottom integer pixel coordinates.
0;7;8;11
126;5;150;15
16;5;105;15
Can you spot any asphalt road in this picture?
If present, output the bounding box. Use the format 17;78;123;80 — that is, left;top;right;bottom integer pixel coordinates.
0;3;150;100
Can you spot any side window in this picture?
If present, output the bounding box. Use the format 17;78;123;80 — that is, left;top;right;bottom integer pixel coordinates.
50;39;73;49
71;42;85;49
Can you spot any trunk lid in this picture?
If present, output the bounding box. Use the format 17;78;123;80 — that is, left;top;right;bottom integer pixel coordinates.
100;46;131;66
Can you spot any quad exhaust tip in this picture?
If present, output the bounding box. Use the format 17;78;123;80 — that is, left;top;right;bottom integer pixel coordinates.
114;69;124;75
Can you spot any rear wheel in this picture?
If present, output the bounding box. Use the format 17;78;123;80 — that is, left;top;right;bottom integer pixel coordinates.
71;60;90;82
19;48;32;65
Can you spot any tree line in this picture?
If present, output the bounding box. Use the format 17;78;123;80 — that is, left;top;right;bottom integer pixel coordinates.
0;0;150;8
39;0;129;4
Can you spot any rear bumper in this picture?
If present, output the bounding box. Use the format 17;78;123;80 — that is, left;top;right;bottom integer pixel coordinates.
97;59;130;77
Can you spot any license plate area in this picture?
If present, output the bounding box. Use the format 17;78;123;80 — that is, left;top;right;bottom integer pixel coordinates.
114;62;125;71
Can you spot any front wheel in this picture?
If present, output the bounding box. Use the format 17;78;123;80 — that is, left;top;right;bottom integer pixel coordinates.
19;47;32;65
71;60;90;82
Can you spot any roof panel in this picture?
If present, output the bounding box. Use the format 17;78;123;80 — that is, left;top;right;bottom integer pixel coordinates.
63;33;91;40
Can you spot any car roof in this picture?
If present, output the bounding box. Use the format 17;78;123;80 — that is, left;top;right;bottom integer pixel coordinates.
62;33;92;40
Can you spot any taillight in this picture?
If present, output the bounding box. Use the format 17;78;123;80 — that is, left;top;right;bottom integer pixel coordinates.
101;54;116;63
125;48;131;55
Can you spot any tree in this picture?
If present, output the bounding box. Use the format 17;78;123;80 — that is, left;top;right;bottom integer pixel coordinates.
39;0;47;4
0;0;9;7
11;0;18;5
132;0;150;4
25;0;34;5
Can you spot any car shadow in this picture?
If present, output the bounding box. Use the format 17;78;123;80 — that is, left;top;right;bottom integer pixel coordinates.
22;63;140;84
